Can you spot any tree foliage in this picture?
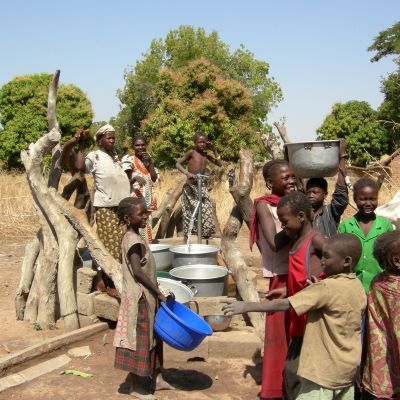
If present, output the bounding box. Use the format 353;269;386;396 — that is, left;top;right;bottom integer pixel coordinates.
116;26;282;161
140;58;254;167
368;21;400;63
0;73;93;168
317;101;388;166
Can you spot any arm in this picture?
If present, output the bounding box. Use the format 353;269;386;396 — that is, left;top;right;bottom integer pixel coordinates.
256;202;280;251
60;130;88;172
221;298;290;316
312;232;326;254
142;152;158;182
337;138;347;186
206;141;223;167
127;244;166;302
176;151;195;179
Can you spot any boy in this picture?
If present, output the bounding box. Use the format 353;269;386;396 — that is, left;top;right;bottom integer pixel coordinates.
305;139;348;237
249;159;296;399
176;132;222;241
222;233;367;400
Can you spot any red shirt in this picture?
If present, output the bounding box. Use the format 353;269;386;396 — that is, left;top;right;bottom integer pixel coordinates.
288;229;318;338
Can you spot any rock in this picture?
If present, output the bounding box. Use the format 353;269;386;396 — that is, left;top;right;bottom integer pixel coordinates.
78;314;99;328
93;293;120;321
77;267;97;294
67;346;92;358
77;292;99;316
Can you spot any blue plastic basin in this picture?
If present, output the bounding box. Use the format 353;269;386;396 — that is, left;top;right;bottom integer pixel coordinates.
155;300;213;351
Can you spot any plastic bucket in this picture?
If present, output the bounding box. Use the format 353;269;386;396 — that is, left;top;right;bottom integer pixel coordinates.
155;300;213;351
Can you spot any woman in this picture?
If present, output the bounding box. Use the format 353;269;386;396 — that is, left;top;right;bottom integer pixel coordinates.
122;135;159;243
64;124;130;295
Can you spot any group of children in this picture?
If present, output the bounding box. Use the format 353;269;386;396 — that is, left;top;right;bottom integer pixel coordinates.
224;141;398;400
109;131;399;400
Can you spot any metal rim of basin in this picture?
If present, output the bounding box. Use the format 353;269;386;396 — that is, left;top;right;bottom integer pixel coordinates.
169;244;220;255
169;265;228;280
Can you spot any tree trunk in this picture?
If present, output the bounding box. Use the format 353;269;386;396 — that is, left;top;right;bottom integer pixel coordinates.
221;206;265;340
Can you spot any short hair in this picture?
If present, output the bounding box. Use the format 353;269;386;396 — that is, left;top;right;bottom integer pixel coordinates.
262;159;289;182
373;231;400;270
193;131;207;141
353;178;379;199
117;197;145;223
328;234;362;267
306;178;328;192
133;134;146;145
277;191;312;220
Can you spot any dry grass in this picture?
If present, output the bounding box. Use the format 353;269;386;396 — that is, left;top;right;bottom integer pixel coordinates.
0;169;398;239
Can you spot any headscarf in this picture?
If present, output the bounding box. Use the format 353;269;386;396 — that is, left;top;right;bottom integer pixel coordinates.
95;124;115;142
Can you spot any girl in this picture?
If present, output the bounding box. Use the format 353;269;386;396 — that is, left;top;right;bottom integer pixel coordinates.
338;178;393;293
122;136;160;243
362;230;400;399
248;159;296;400
114;197;174;400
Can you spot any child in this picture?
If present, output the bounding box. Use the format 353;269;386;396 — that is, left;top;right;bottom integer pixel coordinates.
176;132;222;241
305;139;349;237
113;197;174;400
276;191;325;400
222;233;367;400
338;178;393;293
361;230;400;399
122;135;160;243
248;159;296;400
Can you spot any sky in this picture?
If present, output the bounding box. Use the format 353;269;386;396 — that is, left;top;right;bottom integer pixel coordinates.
1;0;399;142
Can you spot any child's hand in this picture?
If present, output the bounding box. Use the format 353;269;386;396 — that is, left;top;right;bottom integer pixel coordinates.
265;286;287;300
339;138;347;159
206;140;214;150
74;129;89;143
221;300;248;316
306;276;318;286
187;172;196;181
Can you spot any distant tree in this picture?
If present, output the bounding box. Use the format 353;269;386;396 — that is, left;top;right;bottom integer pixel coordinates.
116;26;282;160
140;58;254;167
369;21;400;148
0;73;93;168
317;101;388;166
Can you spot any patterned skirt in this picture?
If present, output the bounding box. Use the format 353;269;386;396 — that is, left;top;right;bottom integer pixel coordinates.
114;297;162;377
95;207;126;262
182;182;215;238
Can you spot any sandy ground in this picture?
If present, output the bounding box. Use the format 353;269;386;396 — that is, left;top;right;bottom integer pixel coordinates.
0;227;266;400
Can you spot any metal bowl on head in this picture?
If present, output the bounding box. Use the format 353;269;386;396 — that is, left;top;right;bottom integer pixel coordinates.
203;315;232;332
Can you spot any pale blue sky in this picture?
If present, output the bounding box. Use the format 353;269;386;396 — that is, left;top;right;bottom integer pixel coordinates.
1;0;399;141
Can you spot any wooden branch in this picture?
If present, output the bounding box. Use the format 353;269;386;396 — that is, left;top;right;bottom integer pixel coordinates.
229;149;254;227
273;121;290;144
156;180;185;239
15;236;40;320
221;206;264;340
260;132;282;159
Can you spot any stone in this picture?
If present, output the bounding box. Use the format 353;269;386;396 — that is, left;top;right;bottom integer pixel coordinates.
77;292;98;316
67;345;92;358
78;314;99;328
93;293;120;321
77;267;97;294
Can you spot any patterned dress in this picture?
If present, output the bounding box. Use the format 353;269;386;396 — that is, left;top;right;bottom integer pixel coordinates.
121;155;159;243
362;272;400;398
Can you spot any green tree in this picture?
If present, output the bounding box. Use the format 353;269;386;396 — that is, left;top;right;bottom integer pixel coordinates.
369;21;400;148
117;26;282;158
0;73;93;168
140;58;254;167
317;101;388;166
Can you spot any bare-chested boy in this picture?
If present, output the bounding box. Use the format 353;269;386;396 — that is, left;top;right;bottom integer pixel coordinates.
176;132;222;241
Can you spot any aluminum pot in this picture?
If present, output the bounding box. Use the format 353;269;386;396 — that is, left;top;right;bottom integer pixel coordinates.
169;265;228;297
284;140;340;178
204;315;232;332
157;277;199;312
169;244;219;268
149;244;172;271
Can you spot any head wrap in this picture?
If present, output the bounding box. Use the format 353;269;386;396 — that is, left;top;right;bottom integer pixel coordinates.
95;124;115;141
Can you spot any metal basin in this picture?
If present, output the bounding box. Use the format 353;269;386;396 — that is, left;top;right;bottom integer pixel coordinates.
169;265;228;297
204;315;232;332
285;140;340;178
169;244;219;268
157;277;196;304
150;244;172;271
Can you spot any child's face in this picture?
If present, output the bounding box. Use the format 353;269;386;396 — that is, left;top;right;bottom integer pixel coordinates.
354;186;378;215
125;203;148;229
321;242;349;276
306;186;327;209
386;253;400;275
268;166;296;197
277;205;304;238
194;135;207;151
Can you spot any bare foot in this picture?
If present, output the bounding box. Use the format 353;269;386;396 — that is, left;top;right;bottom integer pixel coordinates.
155;374;176;391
